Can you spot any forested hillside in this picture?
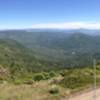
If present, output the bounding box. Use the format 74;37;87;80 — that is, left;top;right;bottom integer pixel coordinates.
0;39;64;77
0;30;100;74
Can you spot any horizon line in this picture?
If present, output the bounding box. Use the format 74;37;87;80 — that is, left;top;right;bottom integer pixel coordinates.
32;22;100;30
1;22;100;30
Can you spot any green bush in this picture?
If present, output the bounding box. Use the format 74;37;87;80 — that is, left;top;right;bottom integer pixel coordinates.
43;72;50;80
49;71;56;77
33;71;56;81
33;73;45;81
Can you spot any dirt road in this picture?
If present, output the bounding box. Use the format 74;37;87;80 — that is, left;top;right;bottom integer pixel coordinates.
63;88;100;100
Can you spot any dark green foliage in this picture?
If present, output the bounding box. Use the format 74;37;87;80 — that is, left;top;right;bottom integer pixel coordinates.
33;71;57;81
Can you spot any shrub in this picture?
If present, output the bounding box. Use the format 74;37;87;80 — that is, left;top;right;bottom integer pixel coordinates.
33;71;56;81
43;72;50;80
33;73;45;81
49;85;59;94
49;71;56;77
60;74;93;90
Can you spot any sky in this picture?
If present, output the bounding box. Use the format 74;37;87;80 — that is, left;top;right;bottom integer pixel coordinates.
0;0;100;29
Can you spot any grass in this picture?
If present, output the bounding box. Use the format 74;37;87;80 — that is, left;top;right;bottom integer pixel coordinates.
0;78;67;100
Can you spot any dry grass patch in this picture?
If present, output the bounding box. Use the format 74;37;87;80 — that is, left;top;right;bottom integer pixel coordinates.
0;79;67;100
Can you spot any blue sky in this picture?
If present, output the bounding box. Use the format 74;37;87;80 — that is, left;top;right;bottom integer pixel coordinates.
0;0;99;29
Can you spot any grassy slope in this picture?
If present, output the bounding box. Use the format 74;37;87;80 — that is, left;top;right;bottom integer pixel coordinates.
60;66;100;93
0;66;100;100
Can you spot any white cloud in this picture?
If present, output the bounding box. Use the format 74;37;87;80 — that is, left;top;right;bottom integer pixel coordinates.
0;25;31;30
32;22;100;29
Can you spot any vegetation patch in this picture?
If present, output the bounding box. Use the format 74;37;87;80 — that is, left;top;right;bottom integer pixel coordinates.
33;73;45;81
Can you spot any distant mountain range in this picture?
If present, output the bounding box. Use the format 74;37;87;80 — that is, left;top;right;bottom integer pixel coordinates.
0;29;100;49
26;28;100;35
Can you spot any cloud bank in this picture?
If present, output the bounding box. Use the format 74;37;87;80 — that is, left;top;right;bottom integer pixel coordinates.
32;22;100;29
